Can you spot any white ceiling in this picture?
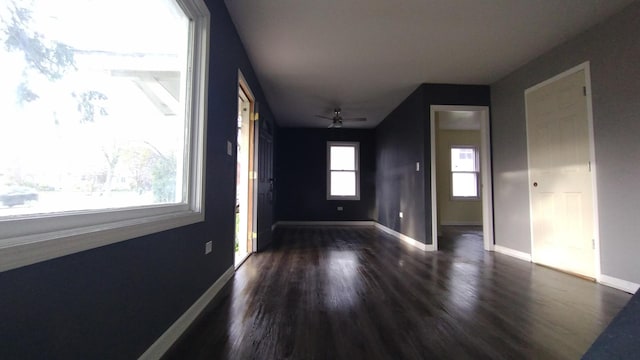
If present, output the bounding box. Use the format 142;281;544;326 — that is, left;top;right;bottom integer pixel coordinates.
224;0;634;129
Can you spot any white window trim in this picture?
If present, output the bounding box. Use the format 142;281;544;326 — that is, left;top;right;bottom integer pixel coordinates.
450;145;480;200
0;0;210;272
327;141;361;201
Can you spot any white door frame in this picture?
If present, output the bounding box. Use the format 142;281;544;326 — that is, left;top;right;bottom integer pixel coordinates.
430;105;494;252
237;70;258;261
251;102;260;253
524;61;601;281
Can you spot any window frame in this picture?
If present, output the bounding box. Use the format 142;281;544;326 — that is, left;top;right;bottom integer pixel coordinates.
0;0;210;272
327;141;360;201
450;145;480;200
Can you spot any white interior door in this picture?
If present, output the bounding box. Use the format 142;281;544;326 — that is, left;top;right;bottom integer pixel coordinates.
526;68;595;278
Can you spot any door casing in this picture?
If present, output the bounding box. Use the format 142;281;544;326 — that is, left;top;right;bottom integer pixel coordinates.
430;105;494;252
236;70;258;265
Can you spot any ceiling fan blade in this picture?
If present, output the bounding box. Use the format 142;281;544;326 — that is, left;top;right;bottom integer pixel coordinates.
315;115;334;120
342;117;367;122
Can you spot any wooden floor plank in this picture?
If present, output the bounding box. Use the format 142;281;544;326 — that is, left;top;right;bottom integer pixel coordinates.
164;225;631;360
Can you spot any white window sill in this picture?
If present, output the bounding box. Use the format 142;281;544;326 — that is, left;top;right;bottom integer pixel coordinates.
327;196;361;201
0;210;203;272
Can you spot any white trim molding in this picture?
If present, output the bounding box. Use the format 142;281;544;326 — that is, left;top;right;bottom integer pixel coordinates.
139;266;234;360
494;245;532;262
272;221;435;252
429;105;494;252
599;274;639;294
326;141;361;201
374;223;435;251
1;212;203;272
440;221;483;226
274;221;375;227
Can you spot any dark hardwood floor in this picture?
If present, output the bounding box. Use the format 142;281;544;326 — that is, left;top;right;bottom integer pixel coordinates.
164;226;631;360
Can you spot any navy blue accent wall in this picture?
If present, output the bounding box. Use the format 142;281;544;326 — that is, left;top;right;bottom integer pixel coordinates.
376;84;490;244
375;87;427;242
0;1;277;358
275;128;376;221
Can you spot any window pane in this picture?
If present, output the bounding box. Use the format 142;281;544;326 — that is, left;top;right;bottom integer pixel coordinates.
0;0;190;217
451;148;477;172
452;173;478;197
331;171;356;196
330;146;355;170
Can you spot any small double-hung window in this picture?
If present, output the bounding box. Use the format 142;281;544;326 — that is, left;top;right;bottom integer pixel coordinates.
451;146;480;199
327;142;360;200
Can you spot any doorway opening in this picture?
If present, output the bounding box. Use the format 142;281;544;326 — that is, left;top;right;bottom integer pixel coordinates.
430;106;493;252
235;73;256;268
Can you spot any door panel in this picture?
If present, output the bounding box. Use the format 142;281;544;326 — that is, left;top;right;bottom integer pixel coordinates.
526;69;594;278
257;122;274;250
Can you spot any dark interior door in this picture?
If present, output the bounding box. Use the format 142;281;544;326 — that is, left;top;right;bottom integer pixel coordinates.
257;122;274;250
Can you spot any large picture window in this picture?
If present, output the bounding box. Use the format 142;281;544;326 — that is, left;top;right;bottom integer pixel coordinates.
450;146;480;199
0;0;210;271
327;142;360;200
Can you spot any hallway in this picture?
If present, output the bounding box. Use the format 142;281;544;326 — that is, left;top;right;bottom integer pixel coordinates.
165;225;630;359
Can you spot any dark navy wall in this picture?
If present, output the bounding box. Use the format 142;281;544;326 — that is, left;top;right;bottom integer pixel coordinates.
276;128;376;221
0;1;277;359
376;84;490;244
375;87;427;242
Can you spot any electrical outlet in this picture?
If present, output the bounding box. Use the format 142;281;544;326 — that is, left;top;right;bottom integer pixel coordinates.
399;212;403;218
227;141;233;156
337;206;343;211
205;241;212;254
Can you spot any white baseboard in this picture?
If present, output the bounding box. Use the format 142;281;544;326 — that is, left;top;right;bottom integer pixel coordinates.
274;221;435;251
440;221;482;226
274;221;375;227
139;266;235;360
599;274;639;294
493;245;532;262
374;223;434;251
272;221;434;252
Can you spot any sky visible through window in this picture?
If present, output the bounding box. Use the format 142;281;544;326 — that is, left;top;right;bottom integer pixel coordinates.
330;145;357;197
451;147;478;197
0;0;190;216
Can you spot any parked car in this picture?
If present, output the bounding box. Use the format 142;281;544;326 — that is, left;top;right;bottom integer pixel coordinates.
0;186;39;207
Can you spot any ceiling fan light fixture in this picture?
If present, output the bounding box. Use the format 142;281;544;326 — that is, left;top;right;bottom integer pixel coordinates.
317;107;365;128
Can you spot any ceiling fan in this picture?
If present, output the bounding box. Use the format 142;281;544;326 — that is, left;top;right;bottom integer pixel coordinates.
315;108;366;128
